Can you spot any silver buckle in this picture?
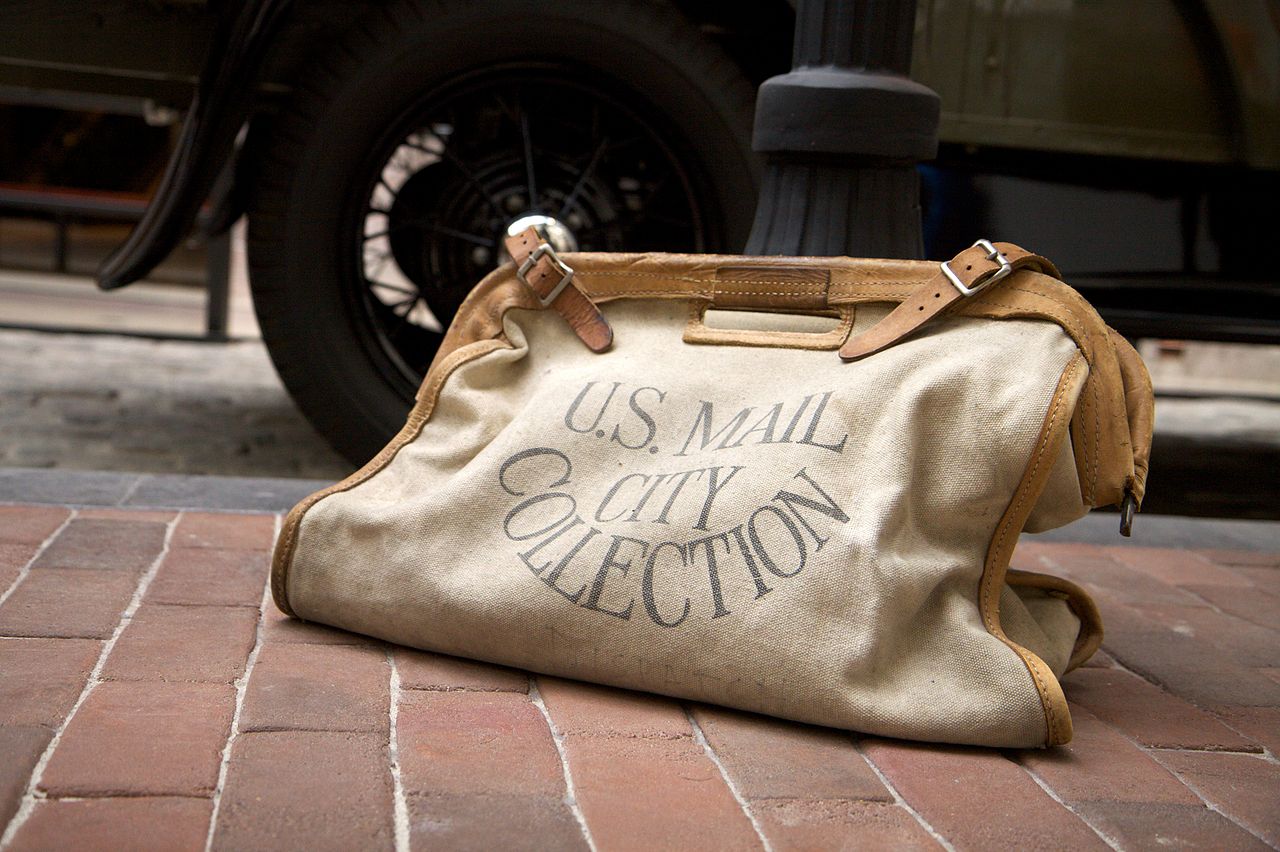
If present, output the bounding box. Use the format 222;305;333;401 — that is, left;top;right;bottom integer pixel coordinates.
517;243;575;307
941;238;1013;297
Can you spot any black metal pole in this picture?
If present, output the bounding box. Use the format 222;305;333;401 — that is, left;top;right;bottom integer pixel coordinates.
745;0;939;259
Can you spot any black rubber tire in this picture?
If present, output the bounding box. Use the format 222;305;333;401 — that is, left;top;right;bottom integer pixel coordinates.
247;0;758;465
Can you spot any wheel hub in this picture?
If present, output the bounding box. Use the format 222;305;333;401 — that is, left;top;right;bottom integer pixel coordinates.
505;213;579;254
350;66;712;393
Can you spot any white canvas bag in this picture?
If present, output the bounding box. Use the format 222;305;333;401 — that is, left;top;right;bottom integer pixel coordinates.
272;234;1153;747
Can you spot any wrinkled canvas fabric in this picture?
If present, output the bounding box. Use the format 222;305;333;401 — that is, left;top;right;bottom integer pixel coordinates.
278;299;1103;747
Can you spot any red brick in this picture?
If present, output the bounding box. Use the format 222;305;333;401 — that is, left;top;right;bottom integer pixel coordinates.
102;604;258;683
211;731;393;851
1035;541;1107;564
537;677;691;740
1080;648;1116;668
1011;539;1054;569
77;508;177;524
754;799;940;850
408;793;587;850
1018;708;1200;804
394;647;527;692
0;726;51;827
40;681;234;797
563;734;760;850
1095;597;1280;709
691;705;890;802
0;506;69;544
1236;566;1280;594
174;512;275;551
9;797;213;852
1215;706;1280;754
0;569;137;639
31;518;167;572
0;541;38;589
261;605;378;646
1200;549;1280;568
397;691;563;797
1130;602;1280;668
861;739;1108;850
0;637;100;727
1079;801;1270;851
1154;751;1280;845
1109;547;1252;587
1044;547;1205;607
146;547;268;608
240;642;388;734
1064;667;1257;751
1184;583;1280;631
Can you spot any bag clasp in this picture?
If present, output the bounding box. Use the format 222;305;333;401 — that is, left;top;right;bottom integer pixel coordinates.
941;238;1014;297
517;242;575;308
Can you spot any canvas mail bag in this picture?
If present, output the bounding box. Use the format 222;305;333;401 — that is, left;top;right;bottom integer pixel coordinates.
271;233;1154;748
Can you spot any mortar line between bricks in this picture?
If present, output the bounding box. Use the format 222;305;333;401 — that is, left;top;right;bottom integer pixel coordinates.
1146;744;1277;759
385;648;410;852
1145;746;1280;847
0;510;181;850
1018;758;1121;850
528;676;597;852
1090;696;1280;848
852;739;956;852
1101;648;1278;759
1176;584;1234;619
203;539;273;852
0;507;77;609
684;706;772;852
0;500;280;517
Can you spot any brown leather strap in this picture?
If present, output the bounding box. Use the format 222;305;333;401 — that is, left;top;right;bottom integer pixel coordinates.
838;240;1060;361
505;227;613;352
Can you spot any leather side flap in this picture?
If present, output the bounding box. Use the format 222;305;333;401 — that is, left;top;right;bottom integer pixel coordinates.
1108;329;1155;505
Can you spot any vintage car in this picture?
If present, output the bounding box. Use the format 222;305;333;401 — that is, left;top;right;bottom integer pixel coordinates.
1;0;1276;463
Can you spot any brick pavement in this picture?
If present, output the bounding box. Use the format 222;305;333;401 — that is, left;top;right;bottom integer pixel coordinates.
1;504;1278;850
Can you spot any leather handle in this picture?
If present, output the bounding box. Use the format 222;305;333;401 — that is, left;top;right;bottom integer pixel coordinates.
683;303;855;350
708;265;832;311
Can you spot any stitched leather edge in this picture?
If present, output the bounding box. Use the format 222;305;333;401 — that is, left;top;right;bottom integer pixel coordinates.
269;337;511;617
272;253;1150;636
571;257;1145;510
981;352;1089;746
1006;568;1104;673
1108;329;1154;505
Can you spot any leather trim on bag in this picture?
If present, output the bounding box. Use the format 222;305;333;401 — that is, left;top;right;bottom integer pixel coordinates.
980;352;1089;746
1108;330;1154;505
838;242;1055;361
714;265;831;311
269;336;511;617
683;303;855;351
1006;568;1104;673
273;250;1151;637
433;256;1145;511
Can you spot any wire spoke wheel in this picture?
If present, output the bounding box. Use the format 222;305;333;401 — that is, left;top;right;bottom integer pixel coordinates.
347;66;712;395
247;0;757;464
